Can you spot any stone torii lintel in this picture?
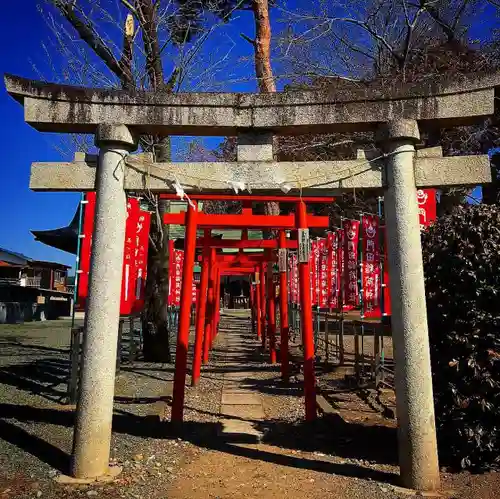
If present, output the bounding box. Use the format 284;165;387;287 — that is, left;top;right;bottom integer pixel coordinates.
5;72;500;136
29;148;491;193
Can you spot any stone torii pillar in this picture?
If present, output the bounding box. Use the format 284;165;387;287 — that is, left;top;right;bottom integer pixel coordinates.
379;119;440;491
72;125;137;479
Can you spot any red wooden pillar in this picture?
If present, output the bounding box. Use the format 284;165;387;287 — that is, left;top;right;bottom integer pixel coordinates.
297;200;316;421
279;230;290;381
266;250;277;363
192;232;210;385
249;280;255;335
171;202;198;422
204;248;216;361
255;271;262;339
210;265;219;342
214;267;221;336
259;262;267;349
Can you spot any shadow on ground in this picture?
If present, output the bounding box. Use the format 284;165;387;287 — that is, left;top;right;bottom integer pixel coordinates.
0;402;397;484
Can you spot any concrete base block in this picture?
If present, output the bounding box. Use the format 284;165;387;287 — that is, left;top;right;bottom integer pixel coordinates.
55;465;122;485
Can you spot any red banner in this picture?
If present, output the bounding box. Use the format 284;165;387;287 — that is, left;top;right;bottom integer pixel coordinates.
289;254;299;304
77;192;96;307
318;238;328;309
77;194;151;315
327;232;340;310
361;215;381;318
382;227;391;316
337;229;344;307
343;220;360;306
168;247;184;307
310;240;319;306
417;188;437;230
132;210;151;314
121;199;140;315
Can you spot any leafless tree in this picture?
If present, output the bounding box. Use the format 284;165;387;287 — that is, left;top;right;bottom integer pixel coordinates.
273;0;500;216
37;0;239;361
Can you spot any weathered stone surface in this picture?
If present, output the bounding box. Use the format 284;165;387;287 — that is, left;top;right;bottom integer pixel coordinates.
5;72;499;135
30;153;491;193
221;393;262;405
382;120;440;491
237;132;274;161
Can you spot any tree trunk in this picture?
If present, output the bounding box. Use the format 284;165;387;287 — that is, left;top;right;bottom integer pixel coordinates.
251;0;279;220
252;0;276;93
141;137;173;362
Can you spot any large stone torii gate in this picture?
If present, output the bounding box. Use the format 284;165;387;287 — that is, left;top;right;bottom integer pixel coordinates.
5;72;498;492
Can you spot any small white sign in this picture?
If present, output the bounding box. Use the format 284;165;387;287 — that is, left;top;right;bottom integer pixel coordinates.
298;228;310;263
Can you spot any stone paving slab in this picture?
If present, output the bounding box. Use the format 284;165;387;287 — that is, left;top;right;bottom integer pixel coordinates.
222;392;262;405
218;318;265;442
220;404;265;419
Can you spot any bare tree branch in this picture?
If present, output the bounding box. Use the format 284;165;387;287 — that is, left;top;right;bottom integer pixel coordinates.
50;0;133;87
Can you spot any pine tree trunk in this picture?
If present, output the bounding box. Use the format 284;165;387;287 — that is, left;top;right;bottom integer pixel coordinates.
252;0;279;220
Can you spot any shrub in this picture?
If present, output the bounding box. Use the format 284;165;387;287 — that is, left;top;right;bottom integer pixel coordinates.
422;204;500;470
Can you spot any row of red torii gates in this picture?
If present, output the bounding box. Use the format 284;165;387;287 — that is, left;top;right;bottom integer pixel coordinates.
163;194;332;422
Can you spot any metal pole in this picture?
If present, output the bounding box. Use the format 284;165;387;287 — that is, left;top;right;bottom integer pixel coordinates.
192;233;210;385
379;119;440;491
296;201;316;421
279;230;290;381
171;202;198;422
72;125;136;479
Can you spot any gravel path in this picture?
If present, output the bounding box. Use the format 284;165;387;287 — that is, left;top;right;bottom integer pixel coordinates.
0;316;498;498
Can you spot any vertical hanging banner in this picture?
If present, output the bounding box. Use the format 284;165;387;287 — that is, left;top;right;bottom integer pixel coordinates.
327;232;340;310
289;254;299;304
120;198;140;315
361;215;381;318
173;249;184;307
132;210;151;314
318;238;329;309
77;192;96;308
337;228;344;308
343;219;360;307
167;240;174;306
310;240;319;306
381;227;392;316
77;194;151;315
192;281;198;304
417;188;437;230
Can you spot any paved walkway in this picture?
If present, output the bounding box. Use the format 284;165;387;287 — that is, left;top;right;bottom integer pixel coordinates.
219;313;265;442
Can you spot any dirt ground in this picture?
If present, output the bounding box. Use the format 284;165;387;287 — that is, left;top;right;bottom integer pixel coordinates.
0;316;498;499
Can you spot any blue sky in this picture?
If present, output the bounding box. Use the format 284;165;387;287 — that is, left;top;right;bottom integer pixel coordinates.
0;1;497;269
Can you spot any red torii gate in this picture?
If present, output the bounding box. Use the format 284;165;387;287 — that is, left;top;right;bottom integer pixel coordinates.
161;194;331;422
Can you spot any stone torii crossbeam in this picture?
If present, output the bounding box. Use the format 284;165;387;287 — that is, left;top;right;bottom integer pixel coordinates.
5;72;498;492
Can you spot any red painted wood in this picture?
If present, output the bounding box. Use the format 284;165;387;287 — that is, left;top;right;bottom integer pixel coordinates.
163;212;329;229
256;272;262;339
260;262;266;350
196;238;298;249
297;201;316;421
267;250;277;364
171;202;198;423
159;194;334;203
192;235;210;386
279;230;290;381
203;248;216;363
